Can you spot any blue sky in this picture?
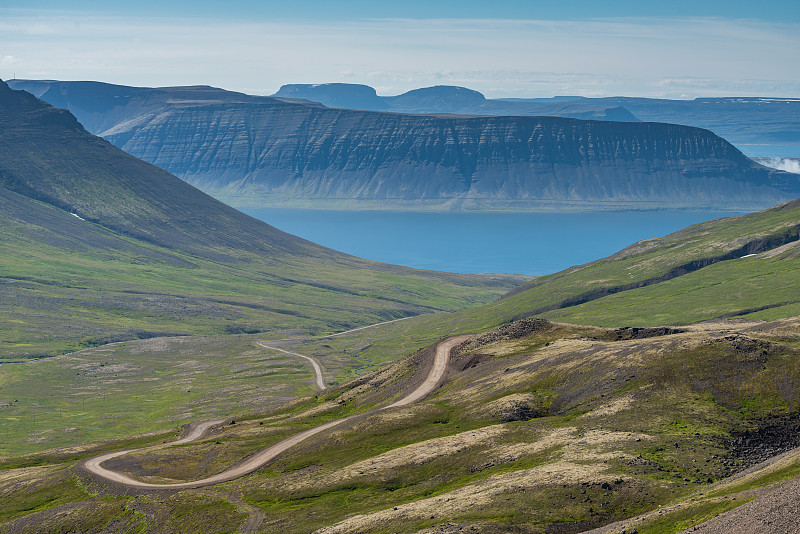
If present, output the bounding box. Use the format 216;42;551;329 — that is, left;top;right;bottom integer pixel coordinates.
1;1;799;98
9;0;800;22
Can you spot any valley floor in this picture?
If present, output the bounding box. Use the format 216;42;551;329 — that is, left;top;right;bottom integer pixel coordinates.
2;315;800;533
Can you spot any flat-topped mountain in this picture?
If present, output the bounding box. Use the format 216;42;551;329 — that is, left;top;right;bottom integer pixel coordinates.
0;80;525;358
275;83;639;121
386;85;487;112
8;80;798;211
117;109;794;211
274;83;800;155
275;83;388;111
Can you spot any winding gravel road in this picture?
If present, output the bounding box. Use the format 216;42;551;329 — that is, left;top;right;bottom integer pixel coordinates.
81;334;466;490
257;341;326;390
257;317;416;391
318;316;413;338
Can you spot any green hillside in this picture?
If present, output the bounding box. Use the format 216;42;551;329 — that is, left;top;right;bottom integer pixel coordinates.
484;198;800;326
3;317;799;533
292;198;800;372
0;80;526;360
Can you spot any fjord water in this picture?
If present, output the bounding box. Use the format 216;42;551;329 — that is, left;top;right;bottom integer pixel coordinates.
243;209;746;276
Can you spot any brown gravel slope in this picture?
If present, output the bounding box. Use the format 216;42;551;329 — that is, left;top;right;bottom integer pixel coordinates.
680;477;800;534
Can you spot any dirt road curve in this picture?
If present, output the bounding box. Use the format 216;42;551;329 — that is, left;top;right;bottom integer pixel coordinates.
319;316;413;338
81;335;467;490
82;420;224;489
256;317;415;390
256;342;326;390
384;336;463;408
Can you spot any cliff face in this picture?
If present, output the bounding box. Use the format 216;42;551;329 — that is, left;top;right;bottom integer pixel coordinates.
8;80;798;210
270;84;800;154
102;100;796;210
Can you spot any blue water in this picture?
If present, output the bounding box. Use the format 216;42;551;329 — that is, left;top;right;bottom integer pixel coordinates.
242;209;746;276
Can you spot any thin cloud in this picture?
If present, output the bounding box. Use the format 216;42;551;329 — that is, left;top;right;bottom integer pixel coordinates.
0;14;797;98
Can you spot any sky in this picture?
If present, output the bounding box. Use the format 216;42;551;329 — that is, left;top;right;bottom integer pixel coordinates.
1;1;799;99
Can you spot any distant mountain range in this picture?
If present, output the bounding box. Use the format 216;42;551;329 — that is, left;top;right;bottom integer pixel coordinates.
8;79;799;211
274;83;640;122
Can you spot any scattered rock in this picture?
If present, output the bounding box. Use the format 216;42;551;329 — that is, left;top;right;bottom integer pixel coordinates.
454;318;551;355
725;414;800;469
613;326;685;340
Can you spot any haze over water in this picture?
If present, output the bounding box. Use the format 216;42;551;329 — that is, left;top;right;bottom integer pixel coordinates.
243;209;746;276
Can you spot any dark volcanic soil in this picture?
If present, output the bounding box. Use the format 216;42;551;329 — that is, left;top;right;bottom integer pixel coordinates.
722;414;800;474
453;317;551;355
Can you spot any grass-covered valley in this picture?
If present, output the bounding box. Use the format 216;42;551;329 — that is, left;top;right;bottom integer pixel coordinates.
0;80;526;361
3;317;800;533
2;78;800;533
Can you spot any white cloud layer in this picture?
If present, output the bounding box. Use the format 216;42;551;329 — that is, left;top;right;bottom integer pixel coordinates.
0;14;798;98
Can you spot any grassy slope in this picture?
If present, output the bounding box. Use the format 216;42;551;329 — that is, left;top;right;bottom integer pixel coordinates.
0;335;327;457
1;199;799;529
0;194;516;358
0;81;526;360
294;198;800;371
2;318;799;533
473;199;800;325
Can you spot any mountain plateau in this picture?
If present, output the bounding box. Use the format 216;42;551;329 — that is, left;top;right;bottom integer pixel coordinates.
274;83;800;158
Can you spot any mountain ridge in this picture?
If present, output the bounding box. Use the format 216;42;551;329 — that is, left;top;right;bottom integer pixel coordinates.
274;83;800;155
9;79;797;211
275;82;640;121
0;79;527;358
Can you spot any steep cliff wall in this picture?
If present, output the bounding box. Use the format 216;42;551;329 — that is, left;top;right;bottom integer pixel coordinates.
9;80;798;210
271;83;800;149
101;100;796;210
